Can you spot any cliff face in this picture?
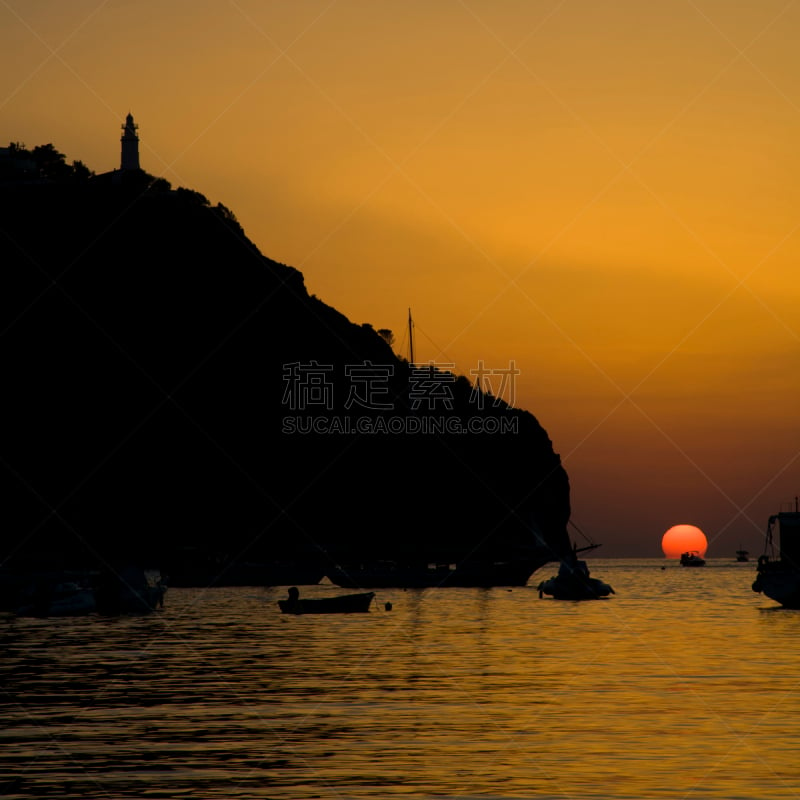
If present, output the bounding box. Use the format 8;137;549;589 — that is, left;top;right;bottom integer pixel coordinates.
1;171;571;571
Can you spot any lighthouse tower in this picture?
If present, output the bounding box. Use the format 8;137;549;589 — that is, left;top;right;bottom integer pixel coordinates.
120;112;140;171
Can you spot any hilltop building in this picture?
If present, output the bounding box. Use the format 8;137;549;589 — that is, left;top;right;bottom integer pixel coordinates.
88;112;147;185
120;112;140;171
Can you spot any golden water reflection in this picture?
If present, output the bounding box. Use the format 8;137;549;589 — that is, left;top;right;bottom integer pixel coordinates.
2;561;799;798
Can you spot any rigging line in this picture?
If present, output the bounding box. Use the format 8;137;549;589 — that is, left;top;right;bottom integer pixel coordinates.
396;323;409;362
411;319;454;365
408;307;414;366
568;519;596;546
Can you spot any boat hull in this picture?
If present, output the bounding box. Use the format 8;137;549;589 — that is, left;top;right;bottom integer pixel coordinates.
537;576;614;600
14;582;97;617
752;509;800;607
8;567;166;616
752;566;800;608
278;591;375;614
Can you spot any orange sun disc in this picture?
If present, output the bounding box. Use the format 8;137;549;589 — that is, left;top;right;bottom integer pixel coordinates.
661;524;708;559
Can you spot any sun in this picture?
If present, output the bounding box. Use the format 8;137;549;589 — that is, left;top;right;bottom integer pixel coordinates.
661;524;708;559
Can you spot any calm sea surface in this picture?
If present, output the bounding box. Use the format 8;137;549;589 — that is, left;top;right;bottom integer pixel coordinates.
2;558;800;799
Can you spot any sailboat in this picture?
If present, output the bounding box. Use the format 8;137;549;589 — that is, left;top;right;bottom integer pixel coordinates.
536;521;615;600
326;554;552;589
325;309;559;589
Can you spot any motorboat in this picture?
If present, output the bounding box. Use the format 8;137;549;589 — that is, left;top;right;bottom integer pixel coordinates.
752;500;800;608
278;586;375;614
680;551;706;566
536;557;614;600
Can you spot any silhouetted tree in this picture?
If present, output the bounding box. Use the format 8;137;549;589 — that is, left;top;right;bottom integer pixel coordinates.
148;177;172;192
71;160;93;181
175;187;210;206
216;203;238;223
4;143;93;182
31;143;71;180
377;328;395;347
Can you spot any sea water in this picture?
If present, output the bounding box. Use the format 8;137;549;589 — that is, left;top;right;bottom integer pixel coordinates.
2;558;799;799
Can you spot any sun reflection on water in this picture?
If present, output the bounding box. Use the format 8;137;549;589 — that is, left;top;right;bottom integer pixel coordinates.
2;561;799;799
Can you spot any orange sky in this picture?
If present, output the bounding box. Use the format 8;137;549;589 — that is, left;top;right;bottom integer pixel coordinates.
2;0;799;556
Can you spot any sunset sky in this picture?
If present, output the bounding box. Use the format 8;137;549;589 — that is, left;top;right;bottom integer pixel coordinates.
3;0;799;557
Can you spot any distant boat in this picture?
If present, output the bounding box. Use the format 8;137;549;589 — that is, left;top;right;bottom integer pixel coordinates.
752;499;800;608
278;586;375;614
736;548;750;562
680;550;706;566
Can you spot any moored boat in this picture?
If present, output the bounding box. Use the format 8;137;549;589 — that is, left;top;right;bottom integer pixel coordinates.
326;555;549;589
752;499;800;608
536;558;615;600
93;566;166;614
13;575;97;617
536;523;614;600
7;565;166;616
327;512;569;589
278;586;375;614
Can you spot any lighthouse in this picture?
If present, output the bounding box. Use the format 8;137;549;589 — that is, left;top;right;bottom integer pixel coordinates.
120;112;140;171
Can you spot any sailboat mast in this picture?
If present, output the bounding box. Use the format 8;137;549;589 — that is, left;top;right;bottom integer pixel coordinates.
408;308;415;366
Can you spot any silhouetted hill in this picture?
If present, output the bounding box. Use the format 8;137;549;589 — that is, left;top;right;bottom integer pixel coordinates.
1;153;571;575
